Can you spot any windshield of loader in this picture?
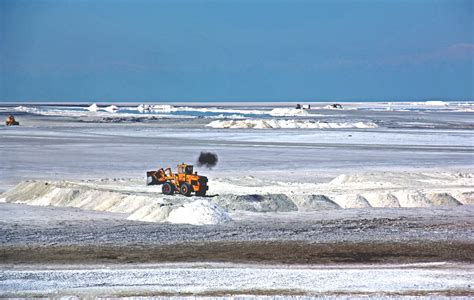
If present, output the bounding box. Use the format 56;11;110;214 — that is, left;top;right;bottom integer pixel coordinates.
185;165;193;174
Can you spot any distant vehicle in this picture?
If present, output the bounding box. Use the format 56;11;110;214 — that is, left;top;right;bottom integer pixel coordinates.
296;104;311;109
5;115;19;126
146;163;208;196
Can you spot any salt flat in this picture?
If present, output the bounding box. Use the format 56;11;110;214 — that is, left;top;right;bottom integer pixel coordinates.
0;102;473;297
2;262;473;297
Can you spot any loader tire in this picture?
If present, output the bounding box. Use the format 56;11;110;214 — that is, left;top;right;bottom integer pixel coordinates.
196;188;207;197
180;183;192;197
162;182;174;195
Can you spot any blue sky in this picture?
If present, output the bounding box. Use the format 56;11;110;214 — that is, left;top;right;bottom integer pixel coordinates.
0;0;473;102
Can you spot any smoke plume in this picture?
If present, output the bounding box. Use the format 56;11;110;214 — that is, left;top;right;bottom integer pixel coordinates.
197;152;218;168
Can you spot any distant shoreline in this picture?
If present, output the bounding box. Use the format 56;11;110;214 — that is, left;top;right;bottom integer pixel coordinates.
1;100;473;107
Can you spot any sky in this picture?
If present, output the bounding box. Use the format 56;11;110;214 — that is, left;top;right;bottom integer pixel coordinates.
0;0;473;102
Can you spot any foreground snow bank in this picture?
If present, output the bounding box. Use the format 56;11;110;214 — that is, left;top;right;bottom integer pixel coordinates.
206;119;378;129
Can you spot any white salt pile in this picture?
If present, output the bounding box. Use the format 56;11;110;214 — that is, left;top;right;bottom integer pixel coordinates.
424;101;448;106
14;106;35;112
334;194;372;208
269;108;309;116
166;200;231;225
0;181;231;225
363;193;401;208
290;194;341;211
104;105;119;113
1;172;471;225
206;119;378;129
150;104;176;112
126;199;231;225
87;103;100;112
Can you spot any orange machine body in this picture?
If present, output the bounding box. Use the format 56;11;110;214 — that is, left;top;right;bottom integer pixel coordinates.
5;115;19;126
146;163;208;196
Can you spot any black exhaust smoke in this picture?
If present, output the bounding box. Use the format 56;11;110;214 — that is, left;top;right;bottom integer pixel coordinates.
197;152;218;169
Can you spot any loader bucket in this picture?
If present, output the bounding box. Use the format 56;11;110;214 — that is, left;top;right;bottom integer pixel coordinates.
146;171;159;185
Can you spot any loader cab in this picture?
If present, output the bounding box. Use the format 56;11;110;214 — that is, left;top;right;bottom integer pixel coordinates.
178;164;194;175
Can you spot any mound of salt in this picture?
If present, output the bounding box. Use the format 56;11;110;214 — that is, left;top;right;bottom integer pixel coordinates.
292;194;341;211
87;103;100;112
329;173;386;185
363;193;401;208
426;193;462;206
269;108;309;116
0;181;156;213
166;200;231;225
206;119;378;129
334;194;372;209
393;191;432;208
1;181;231;225
455;192;474;205
425;101;447;106
14;106;39;113
329;174;350;185
127;203;173;223
104;105;119;113
215;194;297;212
151;104;176;112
